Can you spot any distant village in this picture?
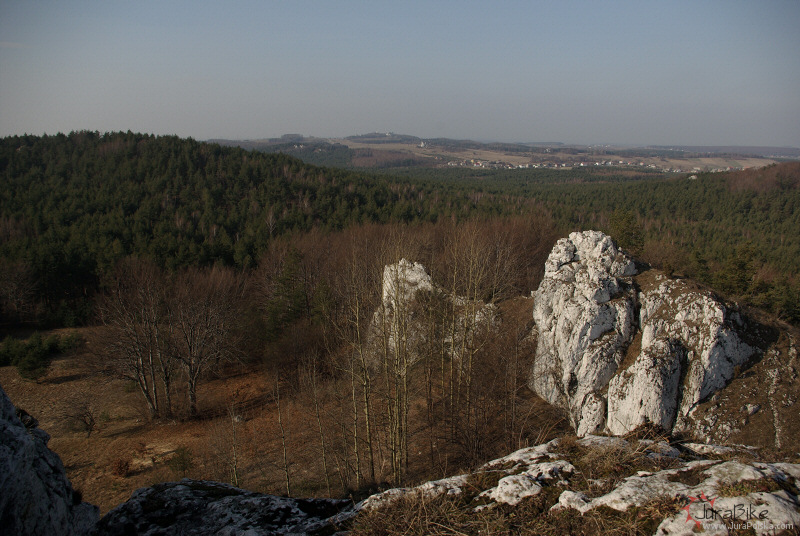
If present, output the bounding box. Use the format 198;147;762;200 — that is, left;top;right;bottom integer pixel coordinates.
445;158;744;173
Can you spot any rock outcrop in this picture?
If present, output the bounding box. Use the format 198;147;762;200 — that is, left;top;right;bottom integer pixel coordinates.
381;258;434;307
360;435;800;535
0;384;99;535
608;275;754;436
371;258;497;366
530;231;797;445
531;231;638;435
96;480;356;536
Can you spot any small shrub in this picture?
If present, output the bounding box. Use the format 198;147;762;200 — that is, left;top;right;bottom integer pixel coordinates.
57;331;82;353
0;332;78;380
66;403;97;438
111;458;131;478
0;336;25;367
16;336;52;379
167;446;194;478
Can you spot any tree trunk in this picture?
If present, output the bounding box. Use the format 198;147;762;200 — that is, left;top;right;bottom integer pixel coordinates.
276;379;291;497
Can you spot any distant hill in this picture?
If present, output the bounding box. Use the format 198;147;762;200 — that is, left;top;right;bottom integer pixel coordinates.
345;133;422;144
647;145;800;158
0;131;512;325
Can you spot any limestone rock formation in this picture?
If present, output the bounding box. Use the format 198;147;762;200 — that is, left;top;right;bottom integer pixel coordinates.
530;231;797;445
608;275;755;436
371;258;496;366
359;435;800;535
96;480;356;536
531;231;638;435
0;384;99;535
381;258;433;307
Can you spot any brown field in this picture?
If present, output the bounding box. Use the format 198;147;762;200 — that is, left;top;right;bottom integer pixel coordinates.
0;329;325;514
2;309;568;515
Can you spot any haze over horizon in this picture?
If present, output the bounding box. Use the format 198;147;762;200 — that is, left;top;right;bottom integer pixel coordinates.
1;1;799;147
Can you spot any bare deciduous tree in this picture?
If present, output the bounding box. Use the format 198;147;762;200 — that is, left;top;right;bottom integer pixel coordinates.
97;258;172;419
169;266;245;418
99;260;244;419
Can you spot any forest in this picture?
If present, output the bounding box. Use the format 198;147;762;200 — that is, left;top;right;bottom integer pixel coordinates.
1;131;798;330
1;131;799;506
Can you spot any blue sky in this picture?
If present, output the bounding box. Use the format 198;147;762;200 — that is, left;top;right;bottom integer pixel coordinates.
1;1;799;146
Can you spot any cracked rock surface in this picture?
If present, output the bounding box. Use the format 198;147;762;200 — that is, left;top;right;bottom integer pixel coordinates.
359;435;800;536
530;231;798;446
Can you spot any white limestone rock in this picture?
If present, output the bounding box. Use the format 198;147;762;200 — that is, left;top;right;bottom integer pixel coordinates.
481;473;543;506
635;278;755;433
551;490;591;513
357;436;800;535
358;473;469;511
477;458;577;508
372;258;497;368
531;231;758;438
381;258;433;307
607;338;684;434
0;384;99;535
531;231;637;435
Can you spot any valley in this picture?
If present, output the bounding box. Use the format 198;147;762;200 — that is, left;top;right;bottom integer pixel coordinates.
213;133;790;173
1;133;799;534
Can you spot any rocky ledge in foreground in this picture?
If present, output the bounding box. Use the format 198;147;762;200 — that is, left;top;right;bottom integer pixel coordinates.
357;435;800;536
96;479;356;536
0;385;98;535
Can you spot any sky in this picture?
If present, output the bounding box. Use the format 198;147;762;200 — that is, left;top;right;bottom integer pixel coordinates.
1;1;799;147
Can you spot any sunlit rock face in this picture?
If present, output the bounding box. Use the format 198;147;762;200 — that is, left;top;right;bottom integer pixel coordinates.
608;277;754;436
530;231;638;435
381;258;434;307
529;231;757;438
0;385;99;535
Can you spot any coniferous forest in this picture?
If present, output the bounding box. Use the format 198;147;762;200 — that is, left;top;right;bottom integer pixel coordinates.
1;131;798;329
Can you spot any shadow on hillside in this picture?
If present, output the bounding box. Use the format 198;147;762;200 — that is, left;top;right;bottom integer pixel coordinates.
45;372;91;385
103;423;148;439
194;391;277;422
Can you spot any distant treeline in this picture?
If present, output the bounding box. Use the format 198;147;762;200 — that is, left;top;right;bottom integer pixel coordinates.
1;132;798;328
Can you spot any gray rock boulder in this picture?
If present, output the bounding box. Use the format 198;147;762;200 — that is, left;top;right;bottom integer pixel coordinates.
0;384;99;535
96;479;356;536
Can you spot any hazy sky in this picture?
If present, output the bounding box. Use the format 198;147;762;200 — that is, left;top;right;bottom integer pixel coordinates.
1;1;799;146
